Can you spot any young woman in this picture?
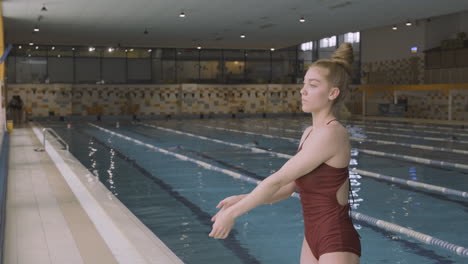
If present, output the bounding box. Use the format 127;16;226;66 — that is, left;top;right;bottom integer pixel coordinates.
209;43;361;264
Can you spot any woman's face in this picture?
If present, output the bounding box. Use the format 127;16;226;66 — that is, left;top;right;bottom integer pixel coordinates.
300;66;338;113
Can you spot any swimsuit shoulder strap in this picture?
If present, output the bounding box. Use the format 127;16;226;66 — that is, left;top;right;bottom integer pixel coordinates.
298;127;313;151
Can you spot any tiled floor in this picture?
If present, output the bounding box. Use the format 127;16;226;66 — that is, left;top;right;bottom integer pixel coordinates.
4;126;183;264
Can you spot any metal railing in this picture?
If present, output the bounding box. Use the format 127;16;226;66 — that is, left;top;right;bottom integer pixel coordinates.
35;128;69;152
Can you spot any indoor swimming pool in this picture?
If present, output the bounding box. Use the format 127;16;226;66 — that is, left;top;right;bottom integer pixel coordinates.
43;117;468;264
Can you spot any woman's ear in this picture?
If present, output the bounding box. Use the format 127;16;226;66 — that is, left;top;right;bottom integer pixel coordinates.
329;87;340;100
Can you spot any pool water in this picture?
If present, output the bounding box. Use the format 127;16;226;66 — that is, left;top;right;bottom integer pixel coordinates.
47;117;468;264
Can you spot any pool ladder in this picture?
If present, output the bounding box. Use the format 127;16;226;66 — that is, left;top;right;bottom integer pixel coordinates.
35;128;69;152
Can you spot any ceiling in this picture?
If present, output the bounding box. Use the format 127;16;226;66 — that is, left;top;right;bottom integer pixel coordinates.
3;0;468;50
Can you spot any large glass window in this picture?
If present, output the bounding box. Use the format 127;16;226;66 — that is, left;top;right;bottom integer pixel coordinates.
272;47;295;83
200;50;222;83
246;50;270;83
48;46;74;83
176;48;199;83
128;49;152;83
161;48;176;83
6;41;360;85
223;49;245;83
16;57;47;83
6;56;16;83
319;36;337;60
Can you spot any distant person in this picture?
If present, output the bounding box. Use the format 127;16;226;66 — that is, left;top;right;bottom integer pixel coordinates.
7;95;24;124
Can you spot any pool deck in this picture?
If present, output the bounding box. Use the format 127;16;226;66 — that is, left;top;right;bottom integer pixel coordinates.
4;125;184;264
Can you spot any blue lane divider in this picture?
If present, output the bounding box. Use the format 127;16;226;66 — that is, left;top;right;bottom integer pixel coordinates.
91;123;468;257
142;122;468;200
246;123;468;155
352;212;468;257
349;119;468;133
350;123;468;138
201;124;468;171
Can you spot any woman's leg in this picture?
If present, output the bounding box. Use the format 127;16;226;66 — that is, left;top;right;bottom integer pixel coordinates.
319;252;359;264
300;238;318;264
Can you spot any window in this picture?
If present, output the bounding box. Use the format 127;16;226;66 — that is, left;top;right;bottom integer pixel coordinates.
300;41;314;51
320;36;336;48
344;32;360;43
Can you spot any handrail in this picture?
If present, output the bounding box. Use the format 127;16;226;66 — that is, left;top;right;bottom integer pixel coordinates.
35;128;69;152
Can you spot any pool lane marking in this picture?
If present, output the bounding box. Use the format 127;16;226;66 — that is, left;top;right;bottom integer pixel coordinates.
349;119;468;133
254;118;468;144
350;123;468;138
201;124;468;171
89;123;468;257
243;123;468;155
137;123;292;159
32;127;149;264
287;117;468;136
139;123;468;200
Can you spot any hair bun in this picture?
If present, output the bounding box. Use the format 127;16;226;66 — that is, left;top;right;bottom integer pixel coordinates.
331;42;354;74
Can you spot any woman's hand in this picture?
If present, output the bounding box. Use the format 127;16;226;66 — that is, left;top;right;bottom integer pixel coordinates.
211;194;245;222
209;208;236;239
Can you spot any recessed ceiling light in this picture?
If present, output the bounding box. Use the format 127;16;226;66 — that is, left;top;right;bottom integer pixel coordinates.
392;25;398;30
179;12;186;18
406;21;412;26
240;34;246;38
299;17;306;23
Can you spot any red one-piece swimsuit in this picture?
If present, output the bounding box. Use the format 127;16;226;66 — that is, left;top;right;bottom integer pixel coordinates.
294;120;361;259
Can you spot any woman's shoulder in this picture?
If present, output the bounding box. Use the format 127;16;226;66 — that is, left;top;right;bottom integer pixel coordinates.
316;121;348;143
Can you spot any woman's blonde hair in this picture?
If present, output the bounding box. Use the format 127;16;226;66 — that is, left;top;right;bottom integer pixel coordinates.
309;42;353;119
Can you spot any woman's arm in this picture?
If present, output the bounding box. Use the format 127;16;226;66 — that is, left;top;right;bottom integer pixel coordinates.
209;126;342;239
265;181;296;204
